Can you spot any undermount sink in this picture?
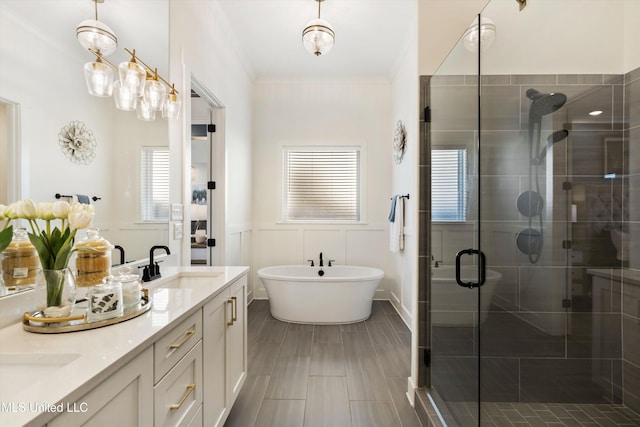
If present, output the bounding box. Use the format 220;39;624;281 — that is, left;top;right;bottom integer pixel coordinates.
0;352;80;397
157;274;222;289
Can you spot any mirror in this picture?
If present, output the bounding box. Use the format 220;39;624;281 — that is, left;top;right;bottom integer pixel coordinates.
0;0;170;281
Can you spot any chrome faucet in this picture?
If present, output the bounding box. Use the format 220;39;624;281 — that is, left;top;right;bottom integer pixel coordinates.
142;245;170;282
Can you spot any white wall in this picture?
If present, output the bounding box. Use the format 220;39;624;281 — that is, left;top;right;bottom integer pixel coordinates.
168;1;254;271
625;0;640;72
390;5;420;402
418;0;489;75
390;24;420;327
432;0;635;77
251;81;393;301
0;3;169;263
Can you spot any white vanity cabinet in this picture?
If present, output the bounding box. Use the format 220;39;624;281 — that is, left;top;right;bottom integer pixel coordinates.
25;269;250;427
154;311;204;427
202;275;247;427
48;347;154;427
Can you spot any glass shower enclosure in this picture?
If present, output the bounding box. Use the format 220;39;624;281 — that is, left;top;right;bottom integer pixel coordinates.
425;1;640;425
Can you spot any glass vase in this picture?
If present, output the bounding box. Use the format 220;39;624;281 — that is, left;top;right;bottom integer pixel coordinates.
35;268;76;318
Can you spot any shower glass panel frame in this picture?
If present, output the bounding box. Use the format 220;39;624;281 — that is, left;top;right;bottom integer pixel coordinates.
427;1;639;425
428;14;482;426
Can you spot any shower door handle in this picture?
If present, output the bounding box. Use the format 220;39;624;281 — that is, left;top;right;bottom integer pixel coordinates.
455;249;486;288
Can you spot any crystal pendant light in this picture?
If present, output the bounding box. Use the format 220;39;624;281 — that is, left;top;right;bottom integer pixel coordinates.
143;69;166;111
113;80;137;111
83;59;113;97
162;85;182;120
118;50;146;97
302;0;335;56
76;0;117;57
136;97;156;121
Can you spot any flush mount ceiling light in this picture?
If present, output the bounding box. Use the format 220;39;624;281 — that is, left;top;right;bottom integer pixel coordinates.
76;0;118;57
462;16;496;52
302;0;335;57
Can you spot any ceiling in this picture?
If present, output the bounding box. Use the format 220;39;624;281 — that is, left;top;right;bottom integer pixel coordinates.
214;0;417;82
1;0;415;82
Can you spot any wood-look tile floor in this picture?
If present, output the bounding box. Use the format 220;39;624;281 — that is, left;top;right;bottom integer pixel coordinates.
224;299;423;427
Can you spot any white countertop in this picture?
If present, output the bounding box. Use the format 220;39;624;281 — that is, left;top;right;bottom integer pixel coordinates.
0;266;249;427
587;267;640;286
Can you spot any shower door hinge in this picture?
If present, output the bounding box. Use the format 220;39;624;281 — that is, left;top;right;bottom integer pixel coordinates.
562;181;572;191
424;106;431;123
207;238;216;247
562;299;571;308
423;349;431;367
207;181;216;190
562;240;572;249
207;124;216;133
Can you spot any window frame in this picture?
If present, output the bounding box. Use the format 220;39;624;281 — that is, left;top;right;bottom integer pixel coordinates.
431;145;469;223
140;146;170;223
281;145;364;224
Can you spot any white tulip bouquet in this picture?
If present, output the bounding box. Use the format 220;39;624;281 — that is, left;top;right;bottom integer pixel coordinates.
1;200;94;312
1;199;94;270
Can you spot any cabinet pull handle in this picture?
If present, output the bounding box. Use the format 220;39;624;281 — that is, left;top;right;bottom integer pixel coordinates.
169;383;196;411
231;296;238;322
169;330;195;350
227;299;234;325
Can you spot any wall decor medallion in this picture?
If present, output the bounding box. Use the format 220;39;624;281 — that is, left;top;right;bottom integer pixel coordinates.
393;120;407;164
59;120;97;165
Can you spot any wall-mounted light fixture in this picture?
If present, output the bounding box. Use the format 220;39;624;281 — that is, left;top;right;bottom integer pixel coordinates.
302;0;335;56
462;16;496;52
76;0;180;121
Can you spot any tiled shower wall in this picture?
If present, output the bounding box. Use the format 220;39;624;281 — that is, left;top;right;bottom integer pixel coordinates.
418;70;640;413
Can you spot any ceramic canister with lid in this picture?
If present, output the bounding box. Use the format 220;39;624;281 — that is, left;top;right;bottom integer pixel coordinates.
1;228;40;287
74;228;114;287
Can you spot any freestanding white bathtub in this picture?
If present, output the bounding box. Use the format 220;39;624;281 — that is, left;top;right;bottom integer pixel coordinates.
257;265;384;324
431;266;501;326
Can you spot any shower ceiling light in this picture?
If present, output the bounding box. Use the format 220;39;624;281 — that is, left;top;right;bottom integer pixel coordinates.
302;0;335;56
76;0;117;57
462;17;496;52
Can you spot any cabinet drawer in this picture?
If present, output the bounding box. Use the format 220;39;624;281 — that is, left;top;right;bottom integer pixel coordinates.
186;405;203;427
154;340;203;427
155;311;202;382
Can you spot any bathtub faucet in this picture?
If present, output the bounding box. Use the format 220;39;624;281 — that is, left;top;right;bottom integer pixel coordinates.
319;252;323;267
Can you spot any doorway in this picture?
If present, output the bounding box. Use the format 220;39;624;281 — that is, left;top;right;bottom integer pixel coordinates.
189;79;225;266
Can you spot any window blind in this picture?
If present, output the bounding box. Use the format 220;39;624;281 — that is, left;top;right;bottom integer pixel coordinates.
141;147;170;221
432;148;467;221
284;148;360;221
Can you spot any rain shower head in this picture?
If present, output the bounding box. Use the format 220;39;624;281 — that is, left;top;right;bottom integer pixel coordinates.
535;129;570;164
529;91;567;117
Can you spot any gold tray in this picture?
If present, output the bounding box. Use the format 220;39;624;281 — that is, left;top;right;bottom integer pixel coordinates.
23;292;152;334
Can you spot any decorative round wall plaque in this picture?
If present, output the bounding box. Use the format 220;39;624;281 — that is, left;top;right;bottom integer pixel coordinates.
58;120;97;165
393;120;407;164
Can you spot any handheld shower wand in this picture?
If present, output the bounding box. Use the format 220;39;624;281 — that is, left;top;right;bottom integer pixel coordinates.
518;89;568;264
